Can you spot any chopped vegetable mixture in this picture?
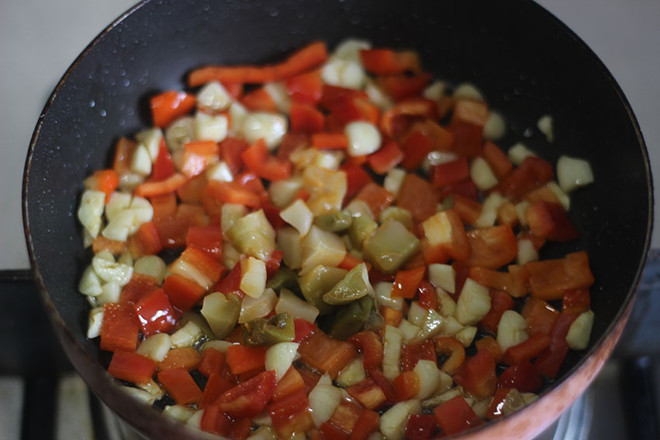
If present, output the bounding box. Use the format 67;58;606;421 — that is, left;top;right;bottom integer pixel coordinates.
77;39;596;439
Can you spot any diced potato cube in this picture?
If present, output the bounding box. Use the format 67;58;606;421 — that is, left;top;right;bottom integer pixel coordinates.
557;155;594;193
242;112;287;150
137;333;172;362
194;112;228;142
197;81;232;112
240;257;267;298
280;199;313;236
455;278;491;325
380;399;421;440
345;121;381;157
565;309;595;350
497;310;529;352
77;190;106;238
265;342;300;380
470;157;498;191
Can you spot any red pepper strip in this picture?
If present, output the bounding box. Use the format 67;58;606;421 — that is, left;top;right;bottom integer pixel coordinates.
217;370;277;418
134;173;187;198
158;368;203;405
434;395;484;436
150;90;196;127
349;409;380;440
107;351;156;385
188;41;328;86
348;330;383;370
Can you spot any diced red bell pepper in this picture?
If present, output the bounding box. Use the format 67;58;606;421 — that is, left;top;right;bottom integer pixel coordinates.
163;273;207;313
158;368;203;405
299;332;358;379
108;351;156;385
241;87;278;112
134;173;187;198
434;337;465;375
521;297;560;336
273;366;307;401
176;246;225;287
186;225;223;261
504;333;552;365
349;409;380;440
319;421;349;440
352;182;395;219
405;414;438;440
100;303;140;352
453;349;497;398
86;169;119;203
181;140;220;178
430;157;470;188
475;335;504;364
479;290;515;335
348;377;388;409
376;73;432;101
329;399;363;433
217;370;277;418
241;138;293;181
366;139;403;174
391;266;426;299
526;251;595;300
348;330;383;370
269;389;314;438
449;99;488;157
342;163;373;201
497;361;543;393
198;348;226;378
134;288;178;337
214;262;245;298
486;388;516;420
133;221;163;256
290;101;325;133
150;193;177;222
226;345;267;375
563;287;591;314
367;368;397;405
417;279;438;310
497;156;554;201
464;224;518;269
534;312;579;378
451;193;482;225
434;395;484;436
392;370;420;401
219;137;249;176
400;130;433;170
205;180;262;208
286;69;323;105
482;141;513;179
469;265;529;299
150;90;196;127
526;201;580;242
359;49;420;75
401;340;436;372
396;173;439;222
311;132;349;150
158;347;201;371
200;404;232;436
293;318;317;343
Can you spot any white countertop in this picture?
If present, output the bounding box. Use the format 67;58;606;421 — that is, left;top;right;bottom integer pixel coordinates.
1;0;659;269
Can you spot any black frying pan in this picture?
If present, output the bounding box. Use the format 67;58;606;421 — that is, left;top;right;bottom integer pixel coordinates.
23;0;652;438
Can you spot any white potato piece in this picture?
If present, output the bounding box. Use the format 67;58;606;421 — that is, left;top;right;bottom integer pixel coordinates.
557;155;594;193
345;121;381;157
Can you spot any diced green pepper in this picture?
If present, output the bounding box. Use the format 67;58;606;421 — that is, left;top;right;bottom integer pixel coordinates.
379;206;413;230
314;210;353;232
299;265;347;315
226;209;276;260
363;220;421;274
329;296;374;340
266;266;300;293
323;263;372;305
243;312;295;346
348;214;378;250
